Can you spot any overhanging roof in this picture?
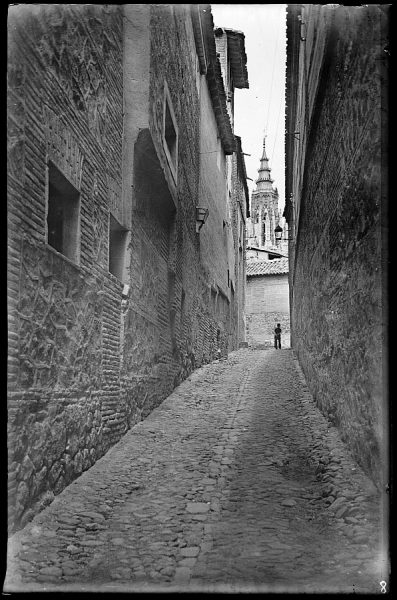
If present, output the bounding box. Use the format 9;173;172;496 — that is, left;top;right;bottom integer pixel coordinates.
191;5;235;154
206;57;236;154
224;28;249;89
235;135;250;216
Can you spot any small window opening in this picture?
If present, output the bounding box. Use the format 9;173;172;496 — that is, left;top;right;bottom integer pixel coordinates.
164;103;177;166
211;288;217;312
47;162;80;263
109;214;128;280
162;83;178;182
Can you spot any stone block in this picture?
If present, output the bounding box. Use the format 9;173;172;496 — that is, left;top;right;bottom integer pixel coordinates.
74;451;83;475
48;461;63;486
7;2;247;534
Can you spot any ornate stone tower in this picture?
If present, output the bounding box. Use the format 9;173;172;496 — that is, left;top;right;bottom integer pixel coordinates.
247;136;280;249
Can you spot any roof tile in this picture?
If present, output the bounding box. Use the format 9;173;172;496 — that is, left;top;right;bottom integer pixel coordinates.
246;258;289;277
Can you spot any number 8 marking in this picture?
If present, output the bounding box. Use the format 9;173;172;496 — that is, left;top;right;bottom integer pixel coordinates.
380;581;387;593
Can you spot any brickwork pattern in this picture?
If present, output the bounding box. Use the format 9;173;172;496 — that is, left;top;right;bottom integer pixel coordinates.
230;148;247;345
246;275;290;348
246;314;291;349
7;4;124;532
7;4;245;532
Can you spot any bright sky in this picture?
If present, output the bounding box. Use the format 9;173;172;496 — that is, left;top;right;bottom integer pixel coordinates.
211;4;287;214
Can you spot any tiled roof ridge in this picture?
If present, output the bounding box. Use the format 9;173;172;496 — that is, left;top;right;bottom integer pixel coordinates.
246;257;289;276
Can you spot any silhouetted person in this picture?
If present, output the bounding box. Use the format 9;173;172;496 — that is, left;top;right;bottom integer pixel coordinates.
274;323;282;349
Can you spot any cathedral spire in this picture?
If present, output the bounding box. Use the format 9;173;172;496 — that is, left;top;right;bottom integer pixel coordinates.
255;136;274;191
248;135;281;251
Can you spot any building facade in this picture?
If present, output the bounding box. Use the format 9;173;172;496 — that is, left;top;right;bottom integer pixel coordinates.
7;4;249;532
246;137;288;254
284;4;388;489
246;258;290;348
231;136;250;347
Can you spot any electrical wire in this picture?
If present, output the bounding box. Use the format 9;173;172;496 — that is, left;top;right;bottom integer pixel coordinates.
271;91;284;166
264;5;285;135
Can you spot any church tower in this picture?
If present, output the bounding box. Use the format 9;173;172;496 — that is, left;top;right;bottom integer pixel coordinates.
247;137;281;250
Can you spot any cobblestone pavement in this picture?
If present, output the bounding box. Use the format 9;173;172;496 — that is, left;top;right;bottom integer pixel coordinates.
5;349;388;593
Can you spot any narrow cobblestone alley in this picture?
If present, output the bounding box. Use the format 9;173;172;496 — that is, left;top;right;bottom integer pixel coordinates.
5;349;385;594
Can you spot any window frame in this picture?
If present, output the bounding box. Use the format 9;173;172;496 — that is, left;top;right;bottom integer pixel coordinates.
45;160;81;265
162;80;179;183
108;213;129;282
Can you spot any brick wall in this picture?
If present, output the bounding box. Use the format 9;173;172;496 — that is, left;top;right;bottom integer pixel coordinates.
246;275;290;347
8;4;124;531
286;5;387;488
230;148;248;345
8;4;246;531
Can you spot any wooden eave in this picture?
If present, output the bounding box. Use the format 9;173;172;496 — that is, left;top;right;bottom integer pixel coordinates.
192;5;236;155
190;4;208;74
284;4;301;222
235;135;250;216
224;28;249;89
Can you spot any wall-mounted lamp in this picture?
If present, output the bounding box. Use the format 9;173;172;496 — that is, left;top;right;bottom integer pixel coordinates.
196;207;209;233
274;225;283;244
298;14;307;41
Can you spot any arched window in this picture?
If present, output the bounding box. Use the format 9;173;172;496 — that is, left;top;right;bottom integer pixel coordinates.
262;221;266;246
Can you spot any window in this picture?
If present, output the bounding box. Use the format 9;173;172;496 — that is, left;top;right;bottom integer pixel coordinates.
109;214;128;280
211;288;217;312
164;104;177;164
162;81;178;182
262;222;266;246
46;162;80;263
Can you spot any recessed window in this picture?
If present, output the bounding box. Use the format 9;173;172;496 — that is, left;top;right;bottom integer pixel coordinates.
109;214;128;280
47;162;80;263
211;288;217;312
162;82;178;181
165;104;177;164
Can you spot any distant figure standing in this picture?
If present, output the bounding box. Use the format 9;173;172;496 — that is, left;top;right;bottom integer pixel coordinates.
274;323;282;349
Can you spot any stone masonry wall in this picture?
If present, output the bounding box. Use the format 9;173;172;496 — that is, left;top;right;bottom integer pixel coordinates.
8;4;244;532
8;4;125;532
290;6;386;488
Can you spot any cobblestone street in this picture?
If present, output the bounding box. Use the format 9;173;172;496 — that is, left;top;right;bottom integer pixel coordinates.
5;349;386;593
